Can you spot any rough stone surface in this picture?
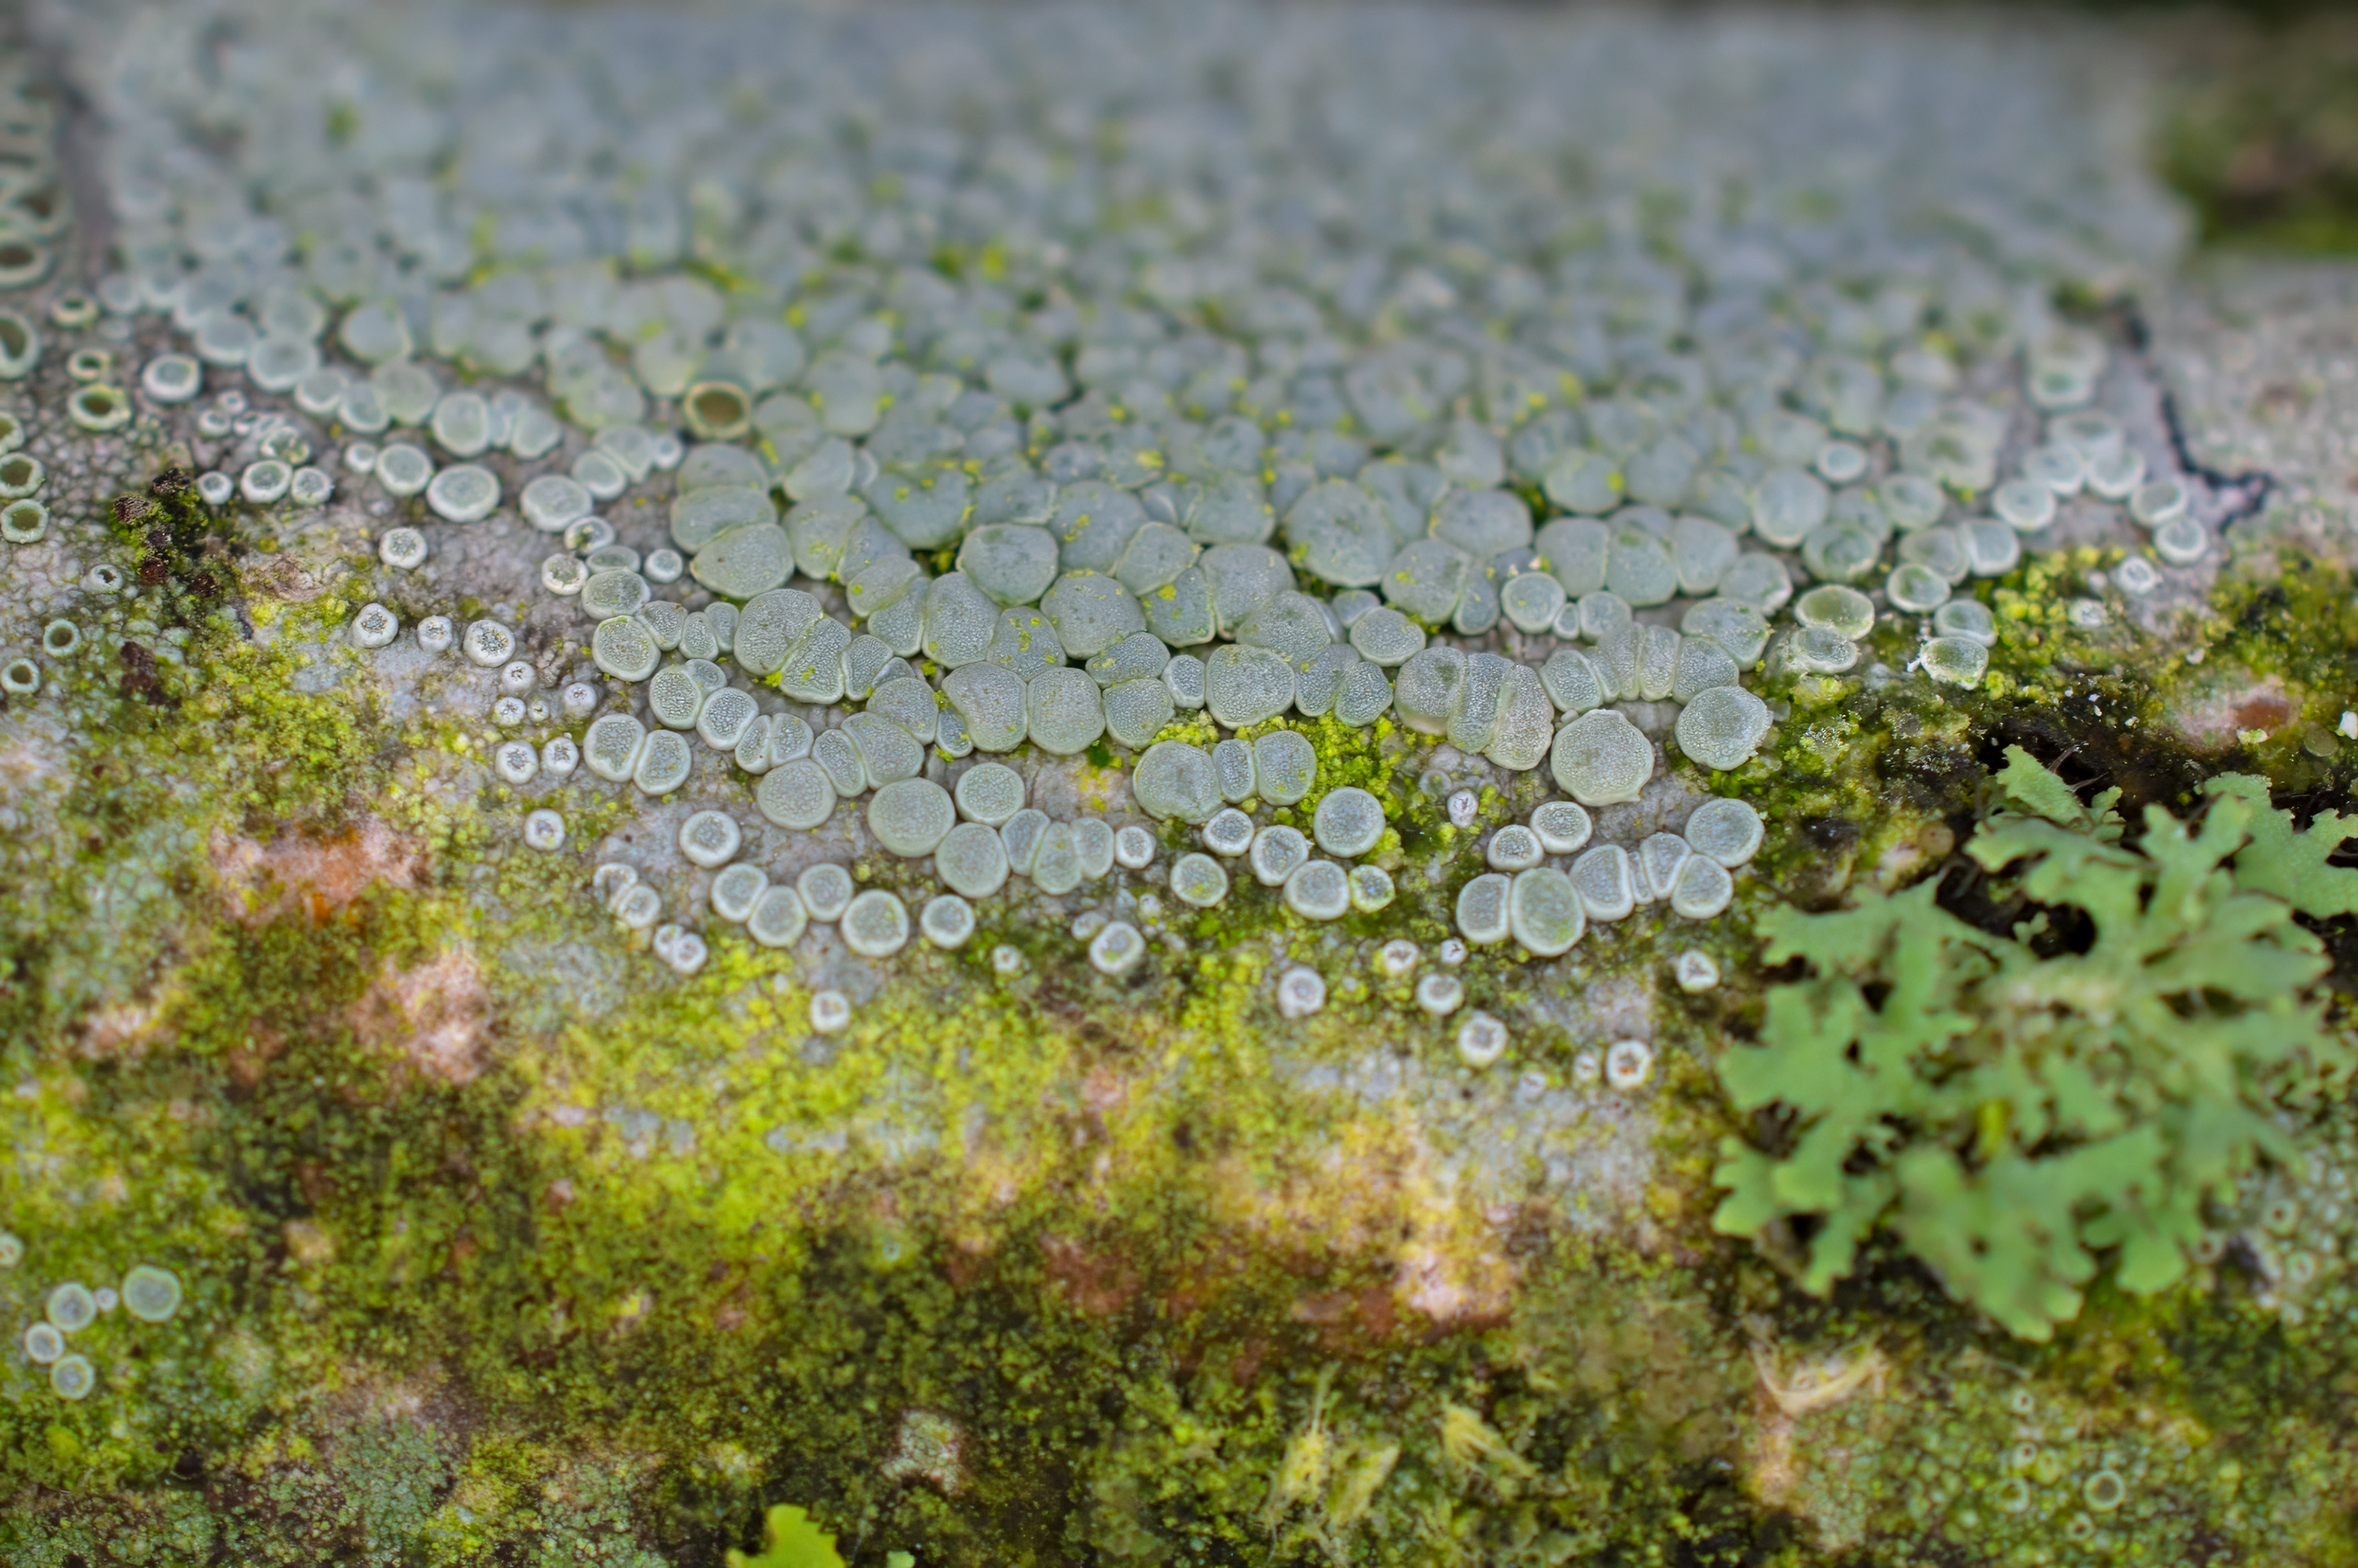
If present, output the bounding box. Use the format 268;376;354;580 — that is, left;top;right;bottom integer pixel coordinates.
2;1;2352;1562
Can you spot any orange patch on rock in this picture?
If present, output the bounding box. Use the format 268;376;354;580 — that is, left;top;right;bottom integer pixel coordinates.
1039;1232;1140;1316
224;1027;285;1086
1289;1282;1401;1349
0;717;70;797
1395;1240;1513;1331
76;998;171;1059
1078;1063;1129;1118
211;817;421;924
1750;1409;1798;1506
1207;1131;1519;1332
349;944;488;1084
2235;692;2294;730
2170;673;2294;753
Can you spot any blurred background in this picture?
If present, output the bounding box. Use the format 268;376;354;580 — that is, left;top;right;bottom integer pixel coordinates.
1850;1;2358;255
2148;7;2358;254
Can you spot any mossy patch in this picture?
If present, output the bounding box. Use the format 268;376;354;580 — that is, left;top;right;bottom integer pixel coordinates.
2161;12;2358;255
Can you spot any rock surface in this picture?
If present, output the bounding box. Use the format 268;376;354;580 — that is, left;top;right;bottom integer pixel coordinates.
2;2;2356;1563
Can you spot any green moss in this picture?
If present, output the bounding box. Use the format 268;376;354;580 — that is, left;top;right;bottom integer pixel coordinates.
17;437;2358;1566
2162;13;2358;255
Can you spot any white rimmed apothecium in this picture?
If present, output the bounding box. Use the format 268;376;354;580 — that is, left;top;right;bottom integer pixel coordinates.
1485;824;1542;872
1276;967;1326;1019
709;865;768;924
921;894;976;949
1312;787;1386;858
796;864;854;923
1348;865;1395;912
1456;1011;1508;1067
462;619;516;668
810;990;853;1034
1416;972;1464;1017
745;887;806;949
1201;807;1254;857
288;466;334;506
379;526;427;570
660;929;707;977
1112;823;1156;869
141;351;201;403
1169;852;1229;907
613;884;663;931
121;1263;182;1323
1089;920;1146;976
49;1355;94;1401
841;891;909;957
542;554;587;595
1283;861;1350;920
678;810;742;869
1248;824;1309;888
1604;1038;1655;1091
348;602;398;648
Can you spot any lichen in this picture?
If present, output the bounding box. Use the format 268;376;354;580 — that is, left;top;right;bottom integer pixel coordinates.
9;2;2358;1562
1714;747;2353;1340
